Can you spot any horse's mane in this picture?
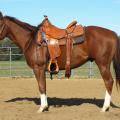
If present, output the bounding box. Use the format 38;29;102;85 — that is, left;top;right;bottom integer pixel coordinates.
4;16;36;32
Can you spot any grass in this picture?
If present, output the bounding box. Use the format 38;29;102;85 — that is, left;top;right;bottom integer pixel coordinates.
0;61;33;77
0;60;115;79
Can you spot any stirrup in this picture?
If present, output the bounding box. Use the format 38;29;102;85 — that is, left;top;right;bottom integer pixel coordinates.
48;60;59;74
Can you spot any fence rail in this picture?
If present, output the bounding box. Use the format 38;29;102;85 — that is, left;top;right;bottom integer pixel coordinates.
0;47;114;79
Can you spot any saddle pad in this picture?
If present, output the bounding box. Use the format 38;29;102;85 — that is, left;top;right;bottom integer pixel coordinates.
58;35;85;46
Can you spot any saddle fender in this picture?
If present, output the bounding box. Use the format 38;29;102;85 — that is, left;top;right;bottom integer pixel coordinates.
47;38;61;74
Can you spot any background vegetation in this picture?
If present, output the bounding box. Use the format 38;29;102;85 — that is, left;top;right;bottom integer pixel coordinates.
0;38;22;61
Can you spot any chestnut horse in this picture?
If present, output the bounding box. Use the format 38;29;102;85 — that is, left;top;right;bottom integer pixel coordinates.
0;12;120;112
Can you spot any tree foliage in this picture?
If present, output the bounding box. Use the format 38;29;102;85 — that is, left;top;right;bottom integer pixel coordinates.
0;38;23;61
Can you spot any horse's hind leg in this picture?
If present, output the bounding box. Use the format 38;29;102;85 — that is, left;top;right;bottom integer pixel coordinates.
33;66;48;113
97;62;114;112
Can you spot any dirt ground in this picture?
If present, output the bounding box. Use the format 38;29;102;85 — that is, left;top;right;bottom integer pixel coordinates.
0;78;120;120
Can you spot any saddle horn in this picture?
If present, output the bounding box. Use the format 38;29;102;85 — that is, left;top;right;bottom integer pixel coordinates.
44;15;48;20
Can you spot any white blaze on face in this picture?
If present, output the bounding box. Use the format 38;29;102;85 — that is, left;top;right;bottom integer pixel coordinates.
102;90;111;112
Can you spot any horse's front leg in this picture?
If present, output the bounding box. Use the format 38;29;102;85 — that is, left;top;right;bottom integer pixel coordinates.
33;66;48;112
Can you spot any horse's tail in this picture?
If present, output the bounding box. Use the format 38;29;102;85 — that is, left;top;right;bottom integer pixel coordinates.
113;36;120;88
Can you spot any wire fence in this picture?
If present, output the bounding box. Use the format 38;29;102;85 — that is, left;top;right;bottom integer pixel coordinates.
0;47;114;79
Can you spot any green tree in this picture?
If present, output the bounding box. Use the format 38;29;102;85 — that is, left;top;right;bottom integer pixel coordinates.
0;38;23;61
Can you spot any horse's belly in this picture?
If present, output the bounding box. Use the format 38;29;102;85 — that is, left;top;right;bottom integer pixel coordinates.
57;45;89;70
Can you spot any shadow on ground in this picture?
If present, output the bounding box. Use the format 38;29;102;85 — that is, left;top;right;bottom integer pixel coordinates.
5;97;120;109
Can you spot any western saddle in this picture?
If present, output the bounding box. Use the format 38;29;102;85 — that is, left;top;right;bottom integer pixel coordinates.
36;16;84;78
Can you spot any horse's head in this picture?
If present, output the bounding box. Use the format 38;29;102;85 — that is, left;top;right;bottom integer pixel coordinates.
0;12;8;40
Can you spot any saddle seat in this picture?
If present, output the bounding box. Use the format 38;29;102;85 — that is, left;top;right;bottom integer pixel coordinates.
45;20;83;40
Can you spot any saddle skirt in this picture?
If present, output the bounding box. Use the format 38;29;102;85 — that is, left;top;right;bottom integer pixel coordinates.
58;25;84;45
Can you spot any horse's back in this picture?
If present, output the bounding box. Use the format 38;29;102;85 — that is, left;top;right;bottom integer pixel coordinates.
85;26;118;61
86;26;117;38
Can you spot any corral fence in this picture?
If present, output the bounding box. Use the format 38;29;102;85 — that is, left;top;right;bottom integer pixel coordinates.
0;47;115;79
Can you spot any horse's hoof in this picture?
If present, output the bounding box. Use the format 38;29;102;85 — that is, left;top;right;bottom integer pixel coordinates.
37;106;48;113
101;107;109;112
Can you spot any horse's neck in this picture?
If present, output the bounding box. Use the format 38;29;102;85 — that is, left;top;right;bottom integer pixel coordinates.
6;19;32;51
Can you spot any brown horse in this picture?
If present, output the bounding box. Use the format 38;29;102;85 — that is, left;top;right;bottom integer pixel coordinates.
0;12;120;112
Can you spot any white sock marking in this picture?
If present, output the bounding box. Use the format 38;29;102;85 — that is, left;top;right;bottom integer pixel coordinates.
102;90;111;111
40;94;48;107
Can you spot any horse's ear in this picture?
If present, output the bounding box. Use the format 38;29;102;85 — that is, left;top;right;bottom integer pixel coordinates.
0;12;3;18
